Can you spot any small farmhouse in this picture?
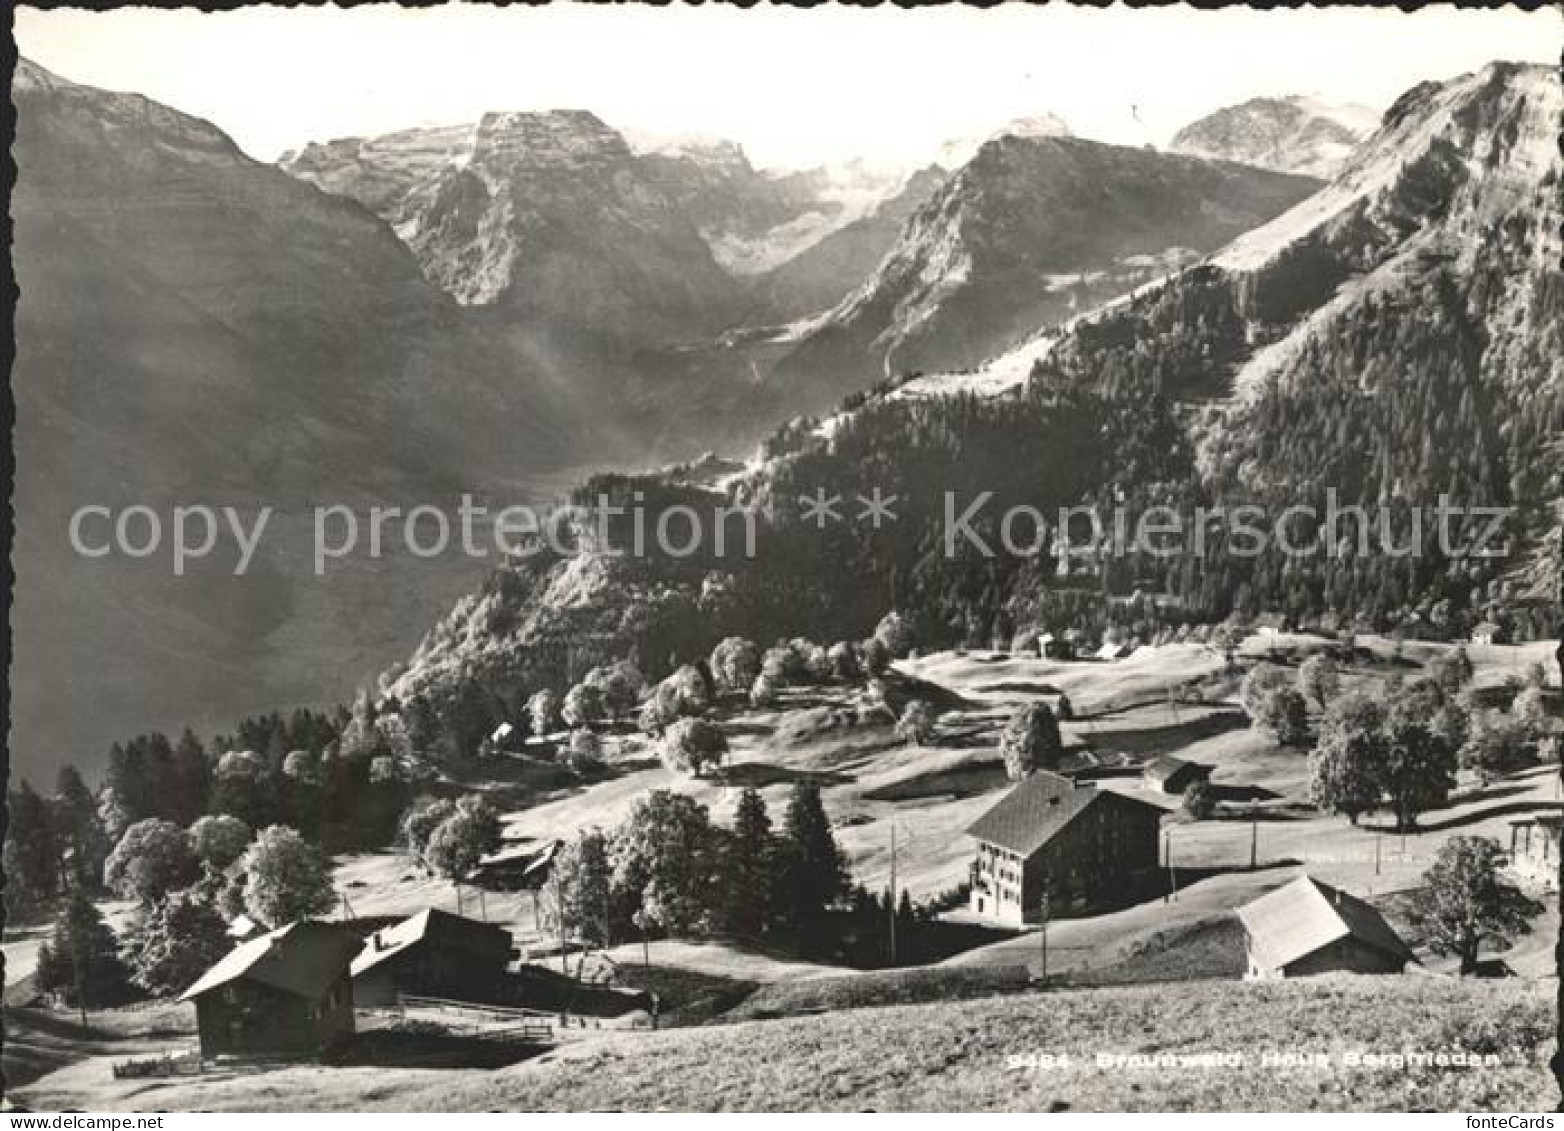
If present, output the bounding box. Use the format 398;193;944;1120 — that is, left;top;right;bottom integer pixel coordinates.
180;920;361;1060
464;839;562;892
351;908;516;1007
1237;875;1413;979
1470;621;1506;646
967;771;1164;925
1142;754;1213;795
1507;815;1562;893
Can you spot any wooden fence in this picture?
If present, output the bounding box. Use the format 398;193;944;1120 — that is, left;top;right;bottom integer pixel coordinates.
111;1050;202;1079
394;994;558;1041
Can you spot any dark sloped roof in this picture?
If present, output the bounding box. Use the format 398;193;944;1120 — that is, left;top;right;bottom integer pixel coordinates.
180;921;361;1003
1143;755;1212;784
1237;875;1414;972
351;908;512;978
966;772;1162;857
466;839;560;885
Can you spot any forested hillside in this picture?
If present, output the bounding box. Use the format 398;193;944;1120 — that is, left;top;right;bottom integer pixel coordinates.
381;62;1560;729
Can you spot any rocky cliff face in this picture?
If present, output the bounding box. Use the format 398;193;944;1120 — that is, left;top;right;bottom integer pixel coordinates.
279;124;475;218
11;59;587;782
742;164;950;323
771;136;1321;408
395;111;741;340
283;111;738;343
936;111;1073;168
340;64;1559;727
1035;62;1561;623
633;137;839;277
1170;95;1379;178
281;120;919;337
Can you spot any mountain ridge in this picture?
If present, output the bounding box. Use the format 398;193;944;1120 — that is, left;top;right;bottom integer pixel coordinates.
379;61;1560;719
1170;93;1380;178
768;134;1322;410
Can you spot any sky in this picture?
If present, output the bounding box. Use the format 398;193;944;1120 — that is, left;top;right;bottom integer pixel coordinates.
14;3;1561;170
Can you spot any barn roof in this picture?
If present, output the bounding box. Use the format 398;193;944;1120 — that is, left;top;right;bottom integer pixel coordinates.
180;920;361;1003
1237;875;1413;972
1142;755;1213;787
351;908;512;978
966;772;1161;858
465;838;561;886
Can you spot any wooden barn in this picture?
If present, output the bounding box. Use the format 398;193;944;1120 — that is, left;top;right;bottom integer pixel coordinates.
1237;875;1413;979
967;771;1164;925
464;839;561;892
179;921;361;1060
351;909;516;1007
1142;754;1213;795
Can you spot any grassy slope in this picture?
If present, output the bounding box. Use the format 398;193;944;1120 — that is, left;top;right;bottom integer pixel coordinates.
19;634;1545;998
8;635;1559;1112
17;976;1551;1112
320;635;1556;980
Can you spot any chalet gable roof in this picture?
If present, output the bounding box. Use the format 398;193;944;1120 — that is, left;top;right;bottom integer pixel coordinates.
180;920;360;1003
1237;874;1413;972
1143;755;1212;784
351;908;512;978
966;771;1162;858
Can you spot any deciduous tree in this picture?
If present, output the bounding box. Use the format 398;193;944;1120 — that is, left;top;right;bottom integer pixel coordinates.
189;814;253;874
610;791;717;939
1382;699;1457;831
895;700;937;747
999;702;1062;780
874;611;913;659
543;828;615;949
239;825;335;927
1309;694;1386;823
1298;654;1341;709
709;637;762;696
104;819;196;906
122;889;232;997
423;796;503;882
1409;836;1542;975
562;681;607;730
659;718;728;777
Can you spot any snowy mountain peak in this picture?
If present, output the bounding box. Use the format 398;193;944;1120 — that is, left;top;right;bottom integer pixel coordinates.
1170;93;1379;178
936;111;1073;167
1216;61;1559;274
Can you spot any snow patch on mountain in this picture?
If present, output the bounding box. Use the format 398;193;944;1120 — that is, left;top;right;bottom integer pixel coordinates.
936;112;1073;167
1171;94;1379;178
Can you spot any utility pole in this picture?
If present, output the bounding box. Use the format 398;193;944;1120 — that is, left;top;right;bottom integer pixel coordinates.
1166;831;1179;903
1163;830;1170;904
1038;889;1050;985
1249;804;1259;870
1375;828;1382;876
